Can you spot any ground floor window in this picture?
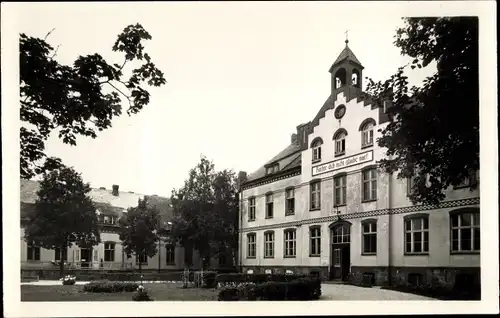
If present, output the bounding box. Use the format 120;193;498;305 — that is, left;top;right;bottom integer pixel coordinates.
55;247;67;261
451;209;480;252
136;253;148;264
104;243;115;262
27;245;40;261
166;245;175;265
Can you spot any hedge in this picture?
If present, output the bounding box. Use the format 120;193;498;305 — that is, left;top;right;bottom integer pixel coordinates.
83;280;139;293
215;273;312;286
218;277;321;301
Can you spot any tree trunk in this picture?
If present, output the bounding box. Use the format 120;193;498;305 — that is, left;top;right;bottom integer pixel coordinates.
59;245;65;277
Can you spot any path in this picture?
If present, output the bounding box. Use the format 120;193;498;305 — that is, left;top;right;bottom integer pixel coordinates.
321;283;436;300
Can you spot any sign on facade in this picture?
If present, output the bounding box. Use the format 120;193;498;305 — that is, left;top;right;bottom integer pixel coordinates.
312;150;374;176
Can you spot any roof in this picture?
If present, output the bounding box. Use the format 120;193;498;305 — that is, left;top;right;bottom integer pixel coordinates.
246;143;301;182
20;179;173;221
330;42;363;71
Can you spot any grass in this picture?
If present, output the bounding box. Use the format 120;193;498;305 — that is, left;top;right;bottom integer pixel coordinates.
21;283;219;301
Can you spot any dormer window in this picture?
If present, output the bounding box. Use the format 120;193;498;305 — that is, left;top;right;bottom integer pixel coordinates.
311;138;323;162
103;215;116;225
266;164;279;175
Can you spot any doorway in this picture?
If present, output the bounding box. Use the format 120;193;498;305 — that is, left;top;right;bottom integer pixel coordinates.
329;221;351;281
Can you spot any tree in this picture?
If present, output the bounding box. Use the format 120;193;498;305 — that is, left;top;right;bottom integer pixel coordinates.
20;23;167;179
365;17;479;205
24;165;100;277
170;156;239;269
118;197;160;273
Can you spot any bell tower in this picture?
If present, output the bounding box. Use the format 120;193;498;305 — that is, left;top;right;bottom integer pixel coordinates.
329;37;364;101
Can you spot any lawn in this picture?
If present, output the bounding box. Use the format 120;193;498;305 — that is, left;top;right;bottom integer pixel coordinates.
21;283;219;301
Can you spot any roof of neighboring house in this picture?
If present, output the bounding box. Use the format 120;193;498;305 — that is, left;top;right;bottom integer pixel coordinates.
245;142;301;182
20;179;173;222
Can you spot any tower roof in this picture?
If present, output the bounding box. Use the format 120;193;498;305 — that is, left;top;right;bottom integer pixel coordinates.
329;40;363;72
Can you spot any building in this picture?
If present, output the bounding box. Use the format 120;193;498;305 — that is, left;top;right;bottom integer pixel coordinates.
237;40;480;287
20;179;231;272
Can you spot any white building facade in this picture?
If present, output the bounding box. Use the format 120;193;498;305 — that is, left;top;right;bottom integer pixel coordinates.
238;41;480;287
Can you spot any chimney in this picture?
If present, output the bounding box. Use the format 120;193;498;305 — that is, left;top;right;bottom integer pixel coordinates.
112;184;119;196
237;171;248;191
291;133;298;144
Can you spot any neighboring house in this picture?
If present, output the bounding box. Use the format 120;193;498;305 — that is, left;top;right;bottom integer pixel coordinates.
20;179;231;271
237;40;480;287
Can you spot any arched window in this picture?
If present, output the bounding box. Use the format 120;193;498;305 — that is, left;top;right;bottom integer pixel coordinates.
450;208;480;253
333;129;347;156
361;219;377;255
311;138;323;162
334;68;347;89
352;69;361;87
404;213;429;254
361;121;374;147
331;224;350;244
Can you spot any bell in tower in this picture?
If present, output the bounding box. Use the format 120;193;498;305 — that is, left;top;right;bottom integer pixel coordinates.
329;37;364;102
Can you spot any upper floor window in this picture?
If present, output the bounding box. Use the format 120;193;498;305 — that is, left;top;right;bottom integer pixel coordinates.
361;220;377;255
309;227;321;256
334;131;346;156
103;215;116;225
248;197;256;221
264;231;275;258
285;188;295;215
362;168;377;201
334;174;347;206
455;170;479;189
266;164;279;175
450;209;480;253
27;244;40;261
247;233;257;258
310;181;321;210
404;215;429;254
104;242;116;262
311;138;323;162
361;122;374;147
265;193;274;219
284;229;297;257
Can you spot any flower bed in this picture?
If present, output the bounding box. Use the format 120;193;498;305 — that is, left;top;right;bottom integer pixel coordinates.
215;273;312;288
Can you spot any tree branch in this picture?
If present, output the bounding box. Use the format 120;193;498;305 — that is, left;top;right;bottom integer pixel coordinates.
105;82;132;107
44;28;56;41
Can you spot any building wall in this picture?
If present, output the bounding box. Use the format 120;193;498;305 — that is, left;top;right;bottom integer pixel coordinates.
239;92;480;286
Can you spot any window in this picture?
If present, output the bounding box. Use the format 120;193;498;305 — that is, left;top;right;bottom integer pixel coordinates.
312;139;322;162
335;131;346;156
362;168;377;201
455;170;479;188
136;253;148;264
309;227;321;256
248;197;256;221
310;181;321;210
285;188;295;215
264;231;274;258
265;193;274;219
218;254;227;266
104;243;115;262
166;245;175;265
266;164;279;175
451;210;480;252
404;216;429;254
27;244;40;261
103;215;116;224
362;220;377;254
334;175;347;206
332;224;350;243
284;229;296;257
55;247;67;261
361;122;374;147
247;233;256;258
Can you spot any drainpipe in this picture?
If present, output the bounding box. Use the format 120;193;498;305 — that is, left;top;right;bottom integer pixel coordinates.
387;155;393;286
238;190;243;272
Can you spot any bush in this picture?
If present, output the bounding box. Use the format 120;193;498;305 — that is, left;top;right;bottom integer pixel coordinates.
215;273;309;287
62;275;76;285
83;280;139;293
217;277;321;301
132;285;154;301
217;287;240;301
193;271;218;289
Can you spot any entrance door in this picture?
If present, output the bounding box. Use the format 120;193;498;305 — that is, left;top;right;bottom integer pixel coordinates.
80;248;92;268
329;221;351;280
341;245;351;281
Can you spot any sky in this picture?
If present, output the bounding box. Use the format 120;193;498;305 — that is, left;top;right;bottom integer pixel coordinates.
13;2;437;197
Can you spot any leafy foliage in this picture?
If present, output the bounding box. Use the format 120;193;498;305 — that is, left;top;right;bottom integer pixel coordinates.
170;156;239;268
20;24;167;179
365;17;479;205
24;165;100;275
117;196;160;271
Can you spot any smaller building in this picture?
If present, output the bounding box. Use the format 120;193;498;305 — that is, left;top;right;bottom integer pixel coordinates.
20;179;232;272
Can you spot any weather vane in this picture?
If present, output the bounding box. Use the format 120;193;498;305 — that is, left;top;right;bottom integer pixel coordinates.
344;29;350;44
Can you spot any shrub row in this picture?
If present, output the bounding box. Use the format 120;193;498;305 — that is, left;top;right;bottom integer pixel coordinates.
73;272;185;282
83;280;139;293
218;277;321;301
215;273;311;285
